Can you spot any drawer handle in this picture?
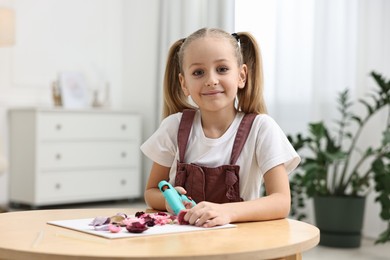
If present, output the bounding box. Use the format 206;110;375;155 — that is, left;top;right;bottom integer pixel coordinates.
121;124;127;131
55;153;62;160
56;124;62;130
120;179;127;186
121;152;127;158
55;183;61;190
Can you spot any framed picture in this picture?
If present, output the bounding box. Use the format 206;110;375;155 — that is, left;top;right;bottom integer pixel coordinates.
58;72;88;109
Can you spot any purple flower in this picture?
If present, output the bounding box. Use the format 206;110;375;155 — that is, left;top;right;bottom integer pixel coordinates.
89;216;110;226
94;224;110;231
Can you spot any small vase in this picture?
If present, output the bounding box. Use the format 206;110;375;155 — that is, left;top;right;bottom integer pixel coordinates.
314;196;366;248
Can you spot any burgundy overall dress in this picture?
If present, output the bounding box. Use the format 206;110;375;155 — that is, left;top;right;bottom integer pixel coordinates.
174;109;257;203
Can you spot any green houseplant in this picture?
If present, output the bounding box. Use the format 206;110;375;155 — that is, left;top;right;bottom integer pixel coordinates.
288;71;390;247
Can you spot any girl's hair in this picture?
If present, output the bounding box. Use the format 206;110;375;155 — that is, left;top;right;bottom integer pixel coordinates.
162;27;267;118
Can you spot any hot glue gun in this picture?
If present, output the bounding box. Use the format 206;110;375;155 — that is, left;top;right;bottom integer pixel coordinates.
158;180;196;215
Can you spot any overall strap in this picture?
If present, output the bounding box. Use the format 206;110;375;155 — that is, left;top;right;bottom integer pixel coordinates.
230;113;257;164
177;109;197;162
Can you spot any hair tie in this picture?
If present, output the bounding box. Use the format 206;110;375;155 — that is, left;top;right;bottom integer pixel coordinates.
231;33;240;42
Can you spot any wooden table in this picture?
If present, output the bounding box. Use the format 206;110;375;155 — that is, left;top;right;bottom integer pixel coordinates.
0;208;319;260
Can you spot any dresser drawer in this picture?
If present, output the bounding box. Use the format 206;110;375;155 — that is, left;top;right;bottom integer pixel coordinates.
36;169;141;204
38;141;138;170
37;112;140;141
9;108;143;207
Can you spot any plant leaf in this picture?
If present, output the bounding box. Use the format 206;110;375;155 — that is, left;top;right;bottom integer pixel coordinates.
359;99;374;115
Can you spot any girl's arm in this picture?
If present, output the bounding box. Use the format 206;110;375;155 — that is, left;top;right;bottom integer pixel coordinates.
184;164;291;227
144;162;171;211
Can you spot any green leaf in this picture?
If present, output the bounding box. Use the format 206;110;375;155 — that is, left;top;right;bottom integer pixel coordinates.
364;147;375;156
309;122;327;139
324;150;346;161
375;227;390;244
381;211;390;220
371;71;390;93
351;116;362;126
382;129;390;145
359;99;374;115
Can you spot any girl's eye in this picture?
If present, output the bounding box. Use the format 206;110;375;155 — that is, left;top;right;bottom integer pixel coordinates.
217;67;229;73
192;70;204;77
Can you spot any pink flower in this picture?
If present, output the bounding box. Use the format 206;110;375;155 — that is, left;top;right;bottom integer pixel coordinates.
108;224;122;233
177;210;190;225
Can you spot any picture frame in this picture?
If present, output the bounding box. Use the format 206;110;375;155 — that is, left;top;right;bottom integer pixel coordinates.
58;72;88;109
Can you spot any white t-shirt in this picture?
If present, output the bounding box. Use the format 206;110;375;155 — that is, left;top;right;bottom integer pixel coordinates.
140;110;300;201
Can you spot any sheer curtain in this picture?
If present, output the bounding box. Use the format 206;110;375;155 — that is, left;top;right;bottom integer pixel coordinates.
235;0;390;238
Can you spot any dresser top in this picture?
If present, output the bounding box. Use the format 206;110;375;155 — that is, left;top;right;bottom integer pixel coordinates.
8;107;139;115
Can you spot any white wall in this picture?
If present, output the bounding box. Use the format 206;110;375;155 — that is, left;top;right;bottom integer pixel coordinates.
0;0;127;207
122;0;160;190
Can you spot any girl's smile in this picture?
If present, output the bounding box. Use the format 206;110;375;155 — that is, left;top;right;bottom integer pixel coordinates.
201;90;224;96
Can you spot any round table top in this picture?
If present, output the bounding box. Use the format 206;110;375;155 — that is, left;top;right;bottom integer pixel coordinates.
0;208;319;260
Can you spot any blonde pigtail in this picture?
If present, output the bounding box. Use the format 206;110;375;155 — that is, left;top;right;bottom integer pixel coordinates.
162;39;195;118
237;32;267;114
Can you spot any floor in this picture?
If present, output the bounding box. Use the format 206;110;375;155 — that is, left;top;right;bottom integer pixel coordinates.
303;239;389;260
3;199;390;259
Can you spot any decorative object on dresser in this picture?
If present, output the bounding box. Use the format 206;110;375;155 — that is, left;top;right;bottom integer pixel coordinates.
8;108;142;208
51;80;62;107
58;72;89;109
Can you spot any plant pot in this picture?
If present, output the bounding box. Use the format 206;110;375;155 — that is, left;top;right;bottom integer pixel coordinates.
314;196;366;248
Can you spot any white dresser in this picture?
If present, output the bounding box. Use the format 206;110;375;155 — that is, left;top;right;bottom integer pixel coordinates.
8;108;142;207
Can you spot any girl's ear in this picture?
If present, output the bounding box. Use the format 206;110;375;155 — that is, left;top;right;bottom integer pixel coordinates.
179;73;190;96
238;64;247;89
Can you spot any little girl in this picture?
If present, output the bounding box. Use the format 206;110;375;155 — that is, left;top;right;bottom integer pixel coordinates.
141;28;300;227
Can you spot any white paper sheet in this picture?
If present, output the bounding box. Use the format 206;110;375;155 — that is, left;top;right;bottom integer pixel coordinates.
47;218;236;239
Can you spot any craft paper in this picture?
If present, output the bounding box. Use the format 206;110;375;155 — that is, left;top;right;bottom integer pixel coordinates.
48;218;236;239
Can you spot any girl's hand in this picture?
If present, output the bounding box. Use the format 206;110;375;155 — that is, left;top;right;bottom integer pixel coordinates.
183;201;231;228
164;186;188;215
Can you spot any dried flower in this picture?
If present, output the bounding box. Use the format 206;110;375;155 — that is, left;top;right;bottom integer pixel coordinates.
89;216;110;227
126;222;148;233
177;210;189;225
108;224;122;233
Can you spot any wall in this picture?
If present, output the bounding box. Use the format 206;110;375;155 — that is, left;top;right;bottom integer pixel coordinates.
0;0;126;207
122;0;160;190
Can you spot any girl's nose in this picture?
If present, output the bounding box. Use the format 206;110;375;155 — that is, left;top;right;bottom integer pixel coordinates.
205;74;219;87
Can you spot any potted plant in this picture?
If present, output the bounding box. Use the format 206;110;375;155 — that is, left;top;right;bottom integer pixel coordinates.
288;71;390;248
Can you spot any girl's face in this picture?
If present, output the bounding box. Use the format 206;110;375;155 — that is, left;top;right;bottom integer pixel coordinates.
179;36;247;113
